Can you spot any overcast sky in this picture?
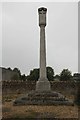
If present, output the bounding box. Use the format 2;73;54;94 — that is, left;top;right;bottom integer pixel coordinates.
2;2;78;75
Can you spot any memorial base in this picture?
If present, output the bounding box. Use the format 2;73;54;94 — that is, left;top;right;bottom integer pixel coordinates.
36;78;51;91
13;90;74;106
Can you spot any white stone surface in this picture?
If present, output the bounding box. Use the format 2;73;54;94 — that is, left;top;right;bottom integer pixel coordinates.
36;7;51;91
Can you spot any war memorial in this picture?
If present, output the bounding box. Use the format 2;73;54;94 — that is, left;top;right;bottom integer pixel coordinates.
13;7;73;106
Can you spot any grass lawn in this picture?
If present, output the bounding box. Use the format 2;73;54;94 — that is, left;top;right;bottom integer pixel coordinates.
2;93;78;119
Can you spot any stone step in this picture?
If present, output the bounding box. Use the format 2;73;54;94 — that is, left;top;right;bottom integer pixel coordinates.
13;90;74;106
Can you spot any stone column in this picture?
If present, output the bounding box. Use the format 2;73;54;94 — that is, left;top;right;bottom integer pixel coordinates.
40;25;46;79
36;7;51;91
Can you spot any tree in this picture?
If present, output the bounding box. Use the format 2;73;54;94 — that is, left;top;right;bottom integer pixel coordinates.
21;74;26;81
54;74;60;81
7;67;12;71
11;74;20;80
12;68;21;80
73;73;80;81
26;69;39;81
13;68;21;76
47;66;54;81
26;67;54;81
60;69;72;81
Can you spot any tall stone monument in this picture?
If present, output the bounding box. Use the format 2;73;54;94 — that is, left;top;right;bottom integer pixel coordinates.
13;7;73;106
36;7;50;91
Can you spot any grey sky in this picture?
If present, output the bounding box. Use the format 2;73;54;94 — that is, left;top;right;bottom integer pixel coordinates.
2;2;78;75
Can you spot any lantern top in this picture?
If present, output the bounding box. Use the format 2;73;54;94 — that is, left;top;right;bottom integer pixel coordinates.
38;7;47;14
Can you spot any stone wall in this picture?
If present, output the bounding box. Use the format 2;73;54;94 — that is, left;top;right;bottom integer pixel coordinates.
2;81;78;95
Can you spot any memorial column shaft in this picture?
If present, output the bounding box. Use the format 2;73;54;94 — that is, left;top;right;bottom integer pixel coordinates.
36;7;51;91
40;25;46;79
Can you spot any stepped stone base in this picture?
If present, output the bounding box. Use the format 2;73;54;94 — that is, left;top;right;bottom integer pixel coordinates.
13;90;74;106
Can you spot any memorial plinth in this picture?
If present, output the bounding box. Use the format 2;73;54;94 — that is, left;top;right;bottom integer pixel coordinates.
13;7;74;106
